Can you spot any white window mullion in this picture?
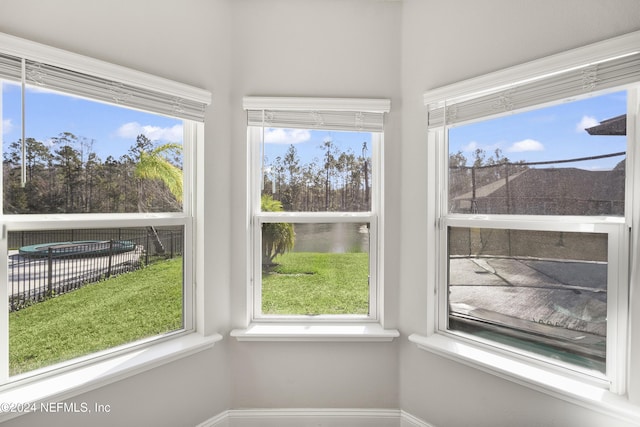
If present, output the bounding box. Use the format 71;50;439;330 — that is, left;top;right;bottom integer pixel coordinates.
371;132;383;322
257;212;373;223
426;127;444;335
252;218;263;321
248;125;261;321
0;226;8;382
607;223;629;394
182;122;196;217
181;122;196;332
369;215;379;320
625;86;640;401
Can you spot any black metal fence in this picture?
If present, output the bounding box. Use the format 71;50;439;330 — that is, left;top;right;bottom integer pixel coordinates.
8;226;184;311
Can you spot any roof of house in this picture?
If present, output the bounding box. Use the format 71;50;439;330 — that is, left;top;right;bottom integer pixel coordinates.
490;166;625;201
585;114;626;136
452;164;625;215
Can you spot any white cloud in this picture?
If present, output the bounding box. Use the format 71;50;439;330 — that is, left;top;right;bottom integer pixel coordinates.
2;119;13;135
576;115;599;133
264;128;311;144
460;141;479;152
116;122;183;142
507;139;544;152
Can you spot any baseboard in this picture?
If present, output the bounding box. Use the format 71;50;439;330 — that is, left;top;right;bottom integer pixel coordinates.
400;410;434;427
196;408;434;427
198;410;229;427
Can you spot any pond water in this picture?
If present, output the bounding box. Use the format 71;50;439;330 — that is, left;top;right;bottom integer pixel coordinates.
291;223;369;253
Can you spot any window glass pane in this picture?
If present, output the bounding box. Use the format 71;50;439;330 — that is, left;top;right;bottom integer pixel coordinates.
261;222;370;315
2;82;184;214
448;226;607;372
448;91;626;216
261;128;373;212
8;226;184;375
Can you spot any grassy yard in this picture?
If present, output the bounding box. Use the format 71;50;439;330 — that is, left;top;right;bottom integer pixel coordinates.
10;252;366;375
262;252;369;315
9;257;182;376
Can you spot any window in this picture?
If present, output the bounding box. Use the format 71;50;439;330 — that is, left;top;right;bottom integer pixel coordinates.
244;97;389;322
0;35;210;383
414;32;640;399
445;91;628;377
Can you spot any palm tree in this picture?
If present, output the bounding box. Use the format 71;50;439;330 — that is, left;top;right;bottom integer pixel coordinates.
261;195;295;267
135;142;183;204
134;140;183;254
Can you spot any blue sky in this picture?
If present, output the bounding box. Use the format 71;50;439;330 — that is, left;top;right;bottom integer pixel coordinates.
263;127;373;167
262;90;626;173
3;81;367;166
2;83;626;172
448;90;627;171
2;82;183;161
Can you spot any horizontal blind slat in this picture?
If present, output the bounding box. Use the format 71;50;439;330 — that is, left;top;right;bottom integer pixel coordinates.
247;109;385;132
0;53;21;82
428;52;640;129
22;60;207;122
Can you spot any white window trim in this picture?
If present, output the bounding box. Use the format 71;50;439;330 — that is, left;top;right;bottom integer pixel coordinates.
437;217;627;386
411;29;640;423
232;97;398;342
0;33;220;418
0;32;210;106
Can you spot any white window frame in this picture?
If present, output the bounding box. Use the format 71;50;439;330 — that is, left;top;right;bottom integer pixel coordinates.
440;218;628;386
232;97;398;342
410;30;640;423
0;32;220;422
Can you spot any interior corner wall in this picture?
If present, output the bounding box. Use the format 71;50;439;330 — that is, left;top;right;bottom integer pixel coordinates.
226;0;403;410
399;1;640;426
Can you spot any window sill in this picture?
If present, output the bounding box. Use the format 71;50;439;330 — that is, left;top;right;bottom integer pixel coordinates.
409;333;640;425
230;323;399;342
0;332;222;423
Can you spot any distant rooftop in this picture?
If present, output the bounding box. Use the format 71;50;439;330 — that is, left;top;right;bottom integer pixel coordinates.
451;166;625;215
585;114;626;136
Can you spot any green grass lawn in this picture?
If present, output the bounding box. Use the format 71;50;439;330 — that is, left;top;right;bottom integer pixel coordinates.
9;257;182;376
262;252;369;315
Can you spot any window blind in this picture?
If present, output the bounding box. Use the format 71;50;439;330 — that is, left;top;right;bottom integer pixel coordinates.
0;52;208;122
427;52;640;129
244;97;390;132
0;53;21;82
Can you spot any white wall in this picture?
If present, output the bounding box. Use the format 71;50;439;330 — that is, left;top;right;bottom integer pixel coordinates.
226;0;402;409
1;0;640;426
399;1;640;426
0;349;230;427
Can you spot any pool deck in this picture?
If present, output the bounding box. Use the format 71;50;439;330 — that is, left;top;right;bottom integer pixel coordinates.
449;256;607;352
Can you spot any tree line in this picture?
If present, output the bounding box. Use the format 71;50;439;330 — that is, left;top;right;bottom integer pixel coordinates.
3;132;182;214
263;140;371;212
